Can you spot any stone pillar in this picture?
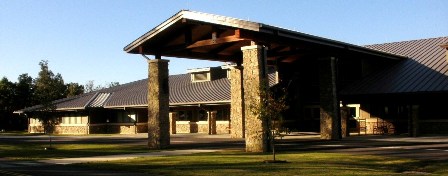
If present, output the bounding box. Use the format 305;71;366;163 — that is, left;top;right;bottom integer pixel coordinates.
318;57;342;140
230;66;245;138
340;105;350;137
242;45;268;152
410;105;419;137
208;111;217;135
169;112;177;134
147;59;170;149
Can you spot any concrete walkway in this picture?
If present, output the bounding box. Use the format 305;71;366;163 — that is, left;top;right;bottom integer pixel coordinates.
39;149;221;165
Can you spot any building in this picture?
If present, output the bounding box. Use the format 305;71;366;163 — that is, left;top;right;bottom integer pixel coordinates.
16;11;448;151
17;66;276;135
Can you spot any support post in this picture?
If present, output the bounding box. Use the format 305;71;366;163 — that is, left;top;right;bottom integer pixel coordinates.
230;66;245;138
242;45;268;152
147;59;170;149
318;57;342;140
340;105;350;137
169;112;177;134
410;105;419;137
208;111;217;135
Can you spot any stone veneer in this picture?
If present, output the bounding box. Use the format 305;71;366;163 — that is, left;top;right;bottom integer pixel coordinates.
169;112;177;134
208;111;217;135
198;121;209;133
318;57;341;140
242;45;268;152
176;121;198;133
174;121;230;134
147;59;170;149
230;66;245;138
216;121;230;134
55;126;88;134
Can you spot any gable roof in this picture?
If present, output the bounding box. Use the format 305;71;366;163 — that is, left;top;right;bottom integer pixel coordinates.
341;36;448;95
125;10;404;63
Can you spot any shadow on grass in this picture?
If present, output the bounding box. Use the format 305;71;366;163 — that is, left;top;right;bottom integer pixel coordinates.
0;143;149;160
77;151;448;176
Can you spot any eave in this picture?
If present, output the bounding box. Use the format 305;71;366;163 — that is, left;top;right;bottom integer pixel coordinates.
124;10;406;64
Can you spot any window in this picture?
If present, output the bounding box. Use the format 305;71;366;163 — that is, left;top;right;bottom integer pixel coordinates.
347;104;360;118
198;110;207;121
116;111;136;123
216;109;230;121
192;72;210;82
61;113;82;124
178;111;193;121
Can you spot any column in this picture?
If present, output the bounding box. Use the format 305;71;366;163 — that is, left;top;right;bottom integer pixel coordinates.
340;105;350;137
208;111;217;135
230;66;245;138
242;45;268;152
318;57;342;140
147;59;170;149
410;105;419;137
169;112;177;134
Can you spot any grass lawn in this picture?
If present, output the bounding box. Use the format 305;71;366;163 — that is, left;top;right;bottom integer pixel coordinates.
78;151;448;176
0;136;150;160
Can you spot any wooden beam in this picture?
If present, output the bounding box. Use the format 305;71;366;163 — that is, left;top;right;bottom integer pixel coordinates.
187;36;247;49
186;29;249;49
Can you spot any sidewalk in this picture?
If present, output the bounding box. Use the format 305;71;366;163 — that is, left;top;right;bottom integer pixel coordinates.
39;149;221;165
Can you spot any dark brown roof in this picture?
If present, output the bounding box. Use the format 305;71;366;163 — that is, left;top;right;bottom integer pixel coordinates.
16;71;277;112
168;74;230;105
341;36;448;95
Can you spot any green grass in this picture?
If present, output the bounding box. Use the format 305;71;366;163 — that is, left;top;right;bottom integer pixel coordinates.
0;130;35;136
0;142;150;160
78;151;448;176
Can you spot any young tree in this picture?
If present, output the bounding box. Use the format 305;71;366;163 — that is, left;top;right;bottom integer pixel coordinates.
250;82;288;162
33;60;66;149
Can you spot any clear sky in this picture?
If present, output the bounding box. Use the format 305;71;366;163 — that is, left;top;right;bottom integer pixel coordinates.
1;0;447;86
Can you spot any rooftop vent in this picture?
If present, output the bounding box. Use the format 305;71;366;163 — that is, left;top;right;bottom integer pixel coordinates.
87;92;111;108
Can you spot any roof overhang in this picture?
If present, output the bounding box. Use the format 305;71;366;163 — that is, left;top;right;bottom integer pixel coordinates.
124;10;406;63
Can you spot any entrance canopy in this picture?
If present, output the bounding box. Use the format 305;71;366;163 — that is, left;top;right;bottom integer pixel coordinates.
124;10;405;63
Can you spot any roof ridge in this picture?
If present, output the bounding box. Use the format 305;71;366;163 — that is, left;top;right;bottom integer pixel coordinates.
364;36;448;47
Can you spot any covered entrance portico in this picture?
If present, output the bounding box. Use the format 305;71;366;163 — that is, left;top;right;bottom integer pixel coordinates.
124;10;404;151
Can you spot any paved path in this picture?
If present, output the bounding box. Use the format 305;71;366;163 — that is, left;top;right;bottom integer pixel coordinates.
276;134;448;161
39;149;220;165
2;133;448;175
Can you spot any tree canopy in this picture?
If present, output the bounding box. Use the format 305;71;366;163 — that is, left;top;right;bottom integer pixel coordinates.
0;60;89;131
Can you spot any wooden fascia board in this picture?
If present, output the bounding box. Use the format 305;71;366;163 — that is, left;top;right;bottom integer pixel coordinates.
124;10;261;53
124;11;185;53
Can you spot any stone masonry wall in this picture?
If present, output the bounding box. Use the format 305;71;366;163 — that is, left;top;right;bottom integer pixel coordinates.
318;57;341;140
198;122;208;133
242;45;268;152
147;59;170;149
230;67;245;138
54;126;88;134
217;121;230;134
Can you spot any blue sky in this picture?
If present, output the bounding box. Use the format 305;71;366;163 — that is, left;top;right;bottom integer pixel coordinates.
1;0;447;86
